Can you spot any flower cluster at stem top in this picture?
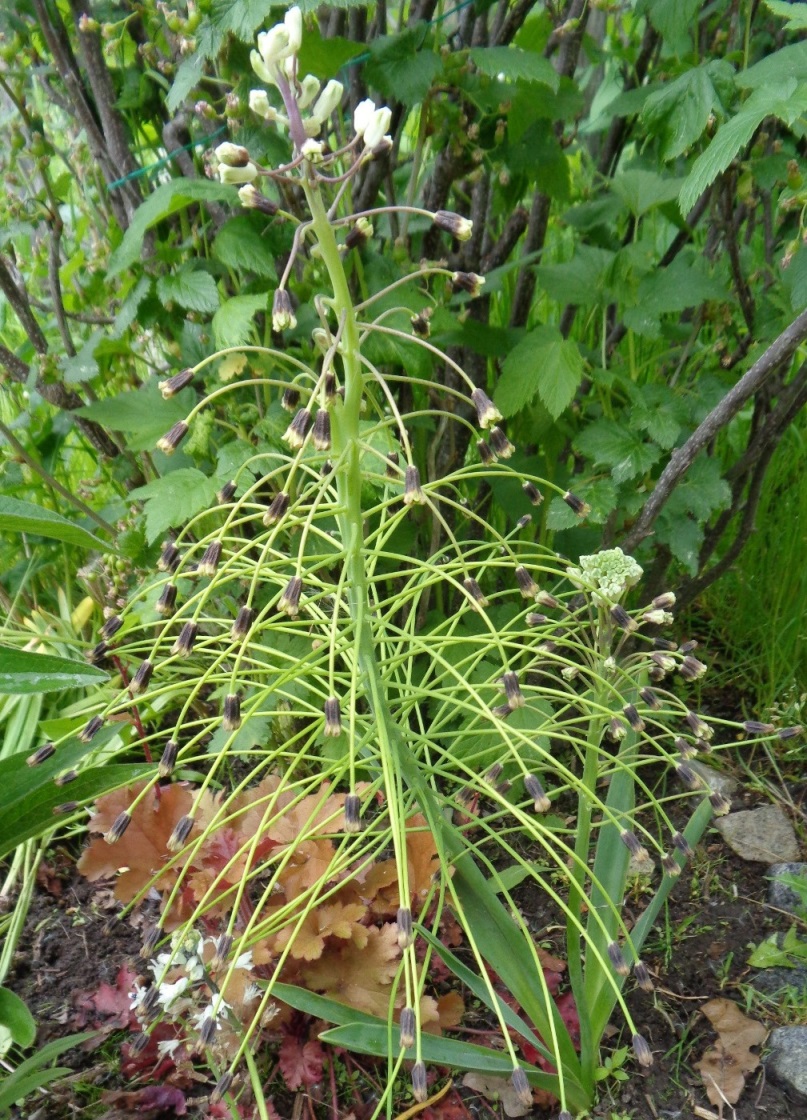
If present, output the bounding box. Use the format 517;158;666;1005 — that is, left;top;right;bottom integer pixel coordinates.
567;547;644;607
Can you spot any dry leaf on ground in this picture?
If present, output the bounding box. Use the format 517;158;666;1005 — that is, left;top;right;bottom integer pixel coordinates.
696;997;767;1112
462;1072;532;1117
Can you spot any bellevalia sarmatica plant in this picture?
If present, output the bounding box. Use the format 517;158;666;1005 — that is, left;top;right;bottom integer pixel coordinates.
37;10;801;1117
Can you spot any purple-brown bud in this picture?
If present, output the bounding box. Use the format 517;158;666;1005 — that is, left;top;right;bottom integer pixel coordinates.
27;742;56;766
323;697;342;737
470;388;502;429
159;368;194;398
515;566;538;598
197;540;222;578
172;621;198;657
312;410;331;450
167;814;194;851
623;704;645;732
79;715;104;743
222;694;241;731
278;576;302;617
157;542;181;573
463;577;488;608
501;670;525;709
283;408;311;449
231;605;255;641
155;582;178;615
488;426;515;459
607;940;629;976
522;480;543;506
281;386;301;412
263;492;289;525
403;465;423;505
610;604;637;632
104;810;131;845
411;1061;428;1102
524;773;550;813
634;960;653;992
129;660;153;696
100;614;123;640
344;793;362;833
399;1007;416;1049
397;906;413;948
632;1033;653;1067
159;739;179;778
563;491;591;517
157;421;189;455
510;1067;532;1109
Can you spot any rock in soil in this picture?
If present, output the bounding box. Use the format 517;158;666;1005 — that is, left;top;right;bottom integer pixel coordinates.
689;760;740;798
765;1026;807;1100
714;805;800;863
767;862;807;914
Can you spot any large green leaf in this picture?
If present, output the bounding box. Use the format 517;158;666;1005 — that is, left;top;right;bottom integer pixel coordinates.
129;469;218;544
0;647;108;695
495;326;584;420
77;380;194;453
157;267;220;313
0;989;36;1050
642;67;720;160
213;218;278;278
364;28;443;106
575;420;661;484
212;292;269;348
764;0;807;30
108;178;236;275
470;46;559;91
0;497;108;550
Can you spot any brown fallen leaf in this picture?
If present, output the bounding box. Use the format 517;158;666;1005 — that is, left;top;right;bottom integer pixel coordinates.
696;997;767;1114
462;1072;532;1117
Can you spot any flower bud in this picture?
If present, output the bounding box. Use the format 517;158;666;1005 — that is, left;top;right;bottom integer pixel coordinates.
622;704;644;732
463;577;488;609
522;480;543;505
104;810;131;845
488;426;514;459
396;906;413;948
311;78;343;123
79;715;104;743
742;720;775;736
167;814;194;851
222;694;241;731
403;465;423;505
263;492;289;525
100;614;123;639
607;940;629;976
157;542;181;573
129;660;153;696
27;742;56;766
155;582;178;615
634;960;654;992
159;740;179;778
172;621;198;657
451;271;484;297
232;605;255;641
501;670;525;709
283;408;311;449
680;655;707;680
312;410;331;450
562;490;590;517
411;1061;428;1102
471;388;502;429
515;566;538;598
197;540;222;578
510;1067;532;1109
237;184;279;214
281;386;301;412
610;604;637;632
157;421;188;455
278;576;302;616
323;697;342;737
632;1033;653;1067
652;592;676;610
399;1007;416;1049
344;793;362;832
215;142;251;167
524;774;550;813
218;162;259;185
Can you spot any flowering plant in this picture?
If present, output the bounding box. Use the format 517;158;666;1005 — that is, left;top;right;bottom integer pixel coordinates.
40;10;795;1117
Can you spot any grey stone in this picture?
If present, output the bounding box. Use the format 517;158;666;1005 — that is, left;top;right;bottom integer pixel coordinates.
689;760;739;798
714;804;800;863
750;965;807;997
765;1025;807;1100
768;862;807;915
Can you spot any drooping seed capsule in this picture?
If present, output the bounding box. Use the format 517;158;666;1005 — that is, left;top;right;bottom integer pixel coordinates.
129;1032;151;1055
323;697;342;737
385;451;400;478
620;830;649;862
634;960;654;992
399;1007;416;1049
632;1033;654;1067
129;660;153;696
199;1014;218;1047
610;604;637;632
100;614;124;640
197;541;222;578
211;1072;233;1104
54;769;78;786
312;410;331;450
396;906;413;948
476;439;495;465
486;762;503;783
661;852;681;877
639;687;661;710
157;542;181;573
672;831;694;858
526;612;549;626
27;742;56;766
675;736;697;759
608;716;627;741
652;592;676;610
680;655;707;680
140;986;161;1020
510;1067;532;1109
104;810;132;845
536;590;561;609
607;941;630;977
231;605;255;641
411;1061;428;1102
141;926;161;958
651;651;676;673
283;408;312;449
471;387;502;429
278;576;302;617
79;715;104;743
685;710;713;739
263;492;289;525
217;480;237;504
488;426;515;459
463;577;488;608
172;621;198;657
158;739;179;779
675;761;700;790
778;725;803;740
709;790;732;816
451;271;484;297
742;720;775;736
222;694;241;731
89;641;109;666
403;465;423;505
562;491;591;517
622;704;645;732
155;582;178;615
433;209;473;241
281;386;301;412
159;368;194;398
167;815;194;851
344;793;362;833
515;566;538;598
157;421;189;455
653;637;678;652
501;671;525;709
523;774;551;813
522;480;543;505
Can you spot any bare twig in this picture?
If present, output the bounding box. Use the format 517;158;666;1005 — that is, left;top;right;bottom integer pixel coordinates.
622;308;807;551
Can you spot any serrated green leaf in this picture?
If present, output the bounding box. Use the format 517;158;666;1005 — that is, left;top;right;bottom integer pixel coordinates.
535;246;615;306
166;52;205;112
470;46;559;91
656;513;702;575
76;379;194;453
364;28;443;106
665;456;731;523
642;67;719;160
546;479;618;529
0;646;108;695
0;497;108;549
157;268;220;313
130;469;218;543
764;0;807;30
640;0;701;51
496;326;583;421
212;292;268;349
109;178;236;275
635;255;727;315
737;41;807;89
784;243;807;310
0;989;36;1049
678;81;799;215
61;330;102;384
575;420;661;483
297;29;365;78
213;217;278;278
611;170;685;216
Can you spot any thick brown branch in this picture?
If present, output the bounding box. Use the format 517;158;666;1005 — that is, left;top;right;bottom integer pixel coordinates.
0;255;48;354
622;308;807;551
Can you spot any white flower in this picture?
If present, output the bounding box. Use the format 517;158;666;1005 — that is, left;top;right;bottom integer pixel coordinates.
243;983;261;1004
157;1039;182;1059
284;6;303;53
218;162;259;184
353;98;377;137
249;89;273;118
159;976;190;1006
214;142;250;167
363;106;392;149
130;984;149;1008
297;74;320;110
256;7;302;70
250;49;276;85
300;138;324;163
234;949;254;970
566;547;643;606
311;79;343;123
